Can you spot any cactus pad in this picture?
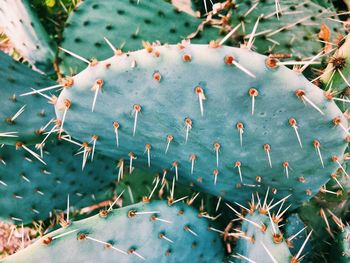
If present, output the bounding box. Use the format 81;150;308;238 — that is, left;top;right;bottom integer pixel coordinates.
0;139;116;224
0;51;57;146
53;44;348;209
59;0;218;74
0;0;55;72
3;200;224;263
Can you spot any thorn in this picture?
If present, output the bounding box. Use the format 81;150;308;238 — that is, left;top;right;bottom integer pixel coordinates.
9;105;26;122
282;162;289;178
213;143;220;167
236;122;244;147
216;196;222;212
292;230;313;262
170;176;176;200
195;86;206;117
128;152;137;174
187;192;200;206
263;144;272;168
247;15;263;50
52;229;78;240
172;161;179;180
128;249;145;261
16;142;46;165
332;156;349;178
213;169;219;185
219;23;241;46
184;226;198;237
91;79;103;112
59;47;90;64
235;161;243;182
117;159;124;182
184;117;192;143
249;88;258;115
320;208;333;237
159;233;174;243
20;84;63;97
295;90;325;115
90;135;98;161
225;202;241;217
132;104;141;136
165;134;173;154
235;253;257;263
261;241;278;263
313;140;324;168
333;117;350;135
144;144;151;167
85;236;127;255
287;226;307;242
288;118;302;148
161;169;168;184
0;132;18;137
103;37;118;54
189;154;196;174
113;122;120;147
107;190;124;212
58;99;72;136
224;55;256;78
147;177;160;202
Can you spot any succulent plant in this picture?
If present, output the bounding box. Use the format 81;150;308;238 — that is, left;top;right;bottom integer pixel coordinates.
59;0;219;75
53;43;347;209
0;139;117;224
0;51;55;146
1;0;350;261
3;200;225;263
0;0;56;72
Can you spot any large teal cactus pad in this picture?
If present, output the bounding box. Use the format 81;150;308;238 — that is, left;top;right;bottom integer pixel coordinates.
0;0;55;72
0;51;57;146
54;44;347;209
234;210;292;262
59;0;219;75
3;200;224;263
214;0;341;58
0;139;116;224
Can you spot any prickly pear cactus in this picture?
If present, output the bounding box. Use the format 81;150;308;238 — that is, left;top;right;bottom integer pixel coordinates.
53;44;348;208
0;139;116;224
210;0;342;58
0;0;56;72
59;0;219;75
0;51;56;146
3;201;224;263
225;193;313;262
234;211;292;262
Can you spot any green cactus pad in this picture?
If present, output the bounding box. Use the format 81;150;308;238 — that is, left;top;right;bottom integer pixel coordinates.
0;139;116;224
54;44;347;209
3;200;224;263
0;0;56;72
56;45;346;210
59;0;219;75
213;0;341;59
0;51;58;146
234;210;292;262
